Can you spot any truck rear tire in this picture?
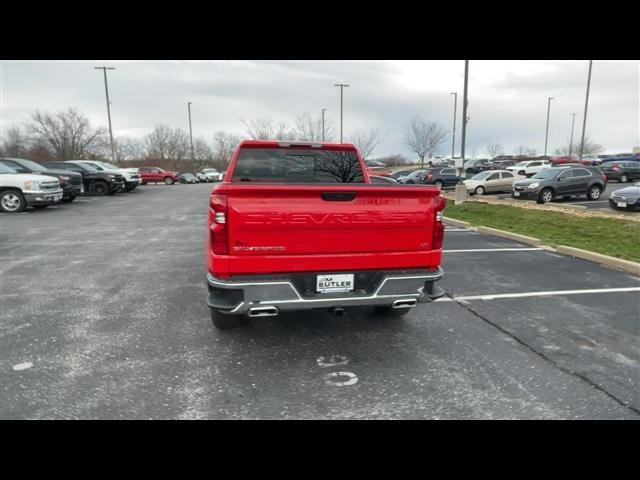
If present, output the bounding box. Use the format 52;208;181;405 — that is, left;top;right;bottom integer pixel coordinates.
374;306;410;318
211;310;242;329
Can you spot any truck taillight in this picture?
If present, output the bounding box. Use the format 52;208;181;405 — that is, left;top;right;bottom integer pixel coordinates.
432;195;446;250
210;194;229;255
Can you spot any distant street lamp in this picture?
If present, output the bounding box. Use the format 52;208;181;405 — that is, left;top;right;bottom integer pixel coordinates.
188;102;194;163
450;92;457;159
544;97;554;156
321;108;327;142
578;60;593;162
334;83;350;142
94;66;116;162
569;113;579;156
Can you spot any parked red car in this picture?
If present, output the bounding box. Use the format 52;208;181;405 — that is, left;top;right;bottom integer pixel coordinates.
204;140;447;329
139;167;179;185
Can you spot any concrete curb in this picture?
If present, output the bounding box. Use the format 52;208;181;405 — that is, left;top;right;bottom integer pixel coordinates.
475;226;543;246
443;217;472;229
555;246;640;276
442;219;640;276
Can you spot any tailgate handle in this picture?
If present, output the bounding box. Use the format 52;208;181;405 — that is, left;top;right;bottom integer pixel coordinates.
321;192;356;201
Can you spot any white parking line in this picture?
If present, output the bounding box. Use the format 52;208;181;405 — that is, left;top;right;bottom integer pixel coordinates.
434;287;640;302
443;248;544;253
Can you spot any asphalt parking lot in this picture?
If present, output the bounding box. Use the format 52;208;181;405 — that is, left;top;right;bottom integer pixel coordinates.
1;183;638;419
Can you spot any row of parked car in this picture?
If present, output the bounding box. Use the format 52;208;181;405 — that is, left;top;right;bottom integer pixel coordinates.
371;157;640;211
0;158;225;213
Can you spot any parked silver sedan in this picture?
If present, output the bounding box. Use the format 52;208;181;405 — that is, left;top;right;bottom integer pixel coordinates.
464;170;523;195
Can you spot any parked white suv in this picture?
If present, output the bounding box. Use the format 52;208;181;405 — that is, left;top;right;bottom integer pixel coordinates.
506;160;551;177
197;168;223;182
0;163;63;212
68;160;142;192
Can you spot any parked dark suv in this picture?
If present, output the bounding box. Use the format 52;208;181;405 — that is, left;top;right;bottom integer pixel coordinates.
599;161;640;183
512;165;607;204
0;157;83;202
44;161;124;195
423;167;461;188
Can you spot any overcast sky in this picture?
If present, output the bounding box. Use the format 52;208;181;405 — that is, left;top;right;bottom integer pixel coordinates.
1;60;638;158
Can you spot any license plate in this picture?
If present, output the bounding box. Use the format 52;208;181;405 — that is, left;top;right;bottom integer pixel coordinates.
617;202;627;207
316;274;354;293
513;191;520;197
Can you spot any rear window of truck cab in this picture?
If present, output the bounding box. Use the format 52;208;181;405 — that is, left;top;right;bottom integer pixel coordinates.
231;148;365;183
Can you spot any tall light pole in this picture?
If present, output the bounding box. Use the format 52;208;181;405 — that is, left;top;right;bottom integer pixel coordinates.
578;60;593;162
321;108;327;142
568;113;579;157
544;96;554;156
455;60;470;205
450;92;457;159
334;83;349;143
187;102;194;164
94;66;116;163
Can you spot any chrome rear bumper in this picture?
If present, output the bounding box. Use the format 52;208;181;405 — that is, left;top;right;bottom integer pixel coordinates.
206;268;445;316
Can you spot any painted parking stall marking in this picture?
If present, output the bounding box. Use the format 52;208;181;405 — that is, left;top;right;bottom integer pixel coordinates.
434;286;640;302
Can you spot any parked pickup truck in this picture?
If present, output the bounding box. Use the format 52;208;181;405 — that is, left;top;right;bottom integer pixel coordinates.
197;168;224;182
205;140;447;329
0;163;63;212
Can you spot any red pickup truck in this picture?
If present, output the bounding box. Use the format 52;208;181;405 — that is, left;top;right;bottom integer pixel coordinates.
205;140;446;329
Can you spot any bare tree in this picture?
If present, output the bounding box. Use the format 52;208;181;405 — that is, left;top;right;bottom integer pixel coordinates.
376;153;411;167
241;117;293;140
292;111;336;142
0;126;29;158
114;136;147;163
486;143;503;158
24;108;107;160
514;145;538;156
191;137;214;171
402;115;448;167
554;135;604;156
212;131;242;170
144;124;190;166
350;126;387;160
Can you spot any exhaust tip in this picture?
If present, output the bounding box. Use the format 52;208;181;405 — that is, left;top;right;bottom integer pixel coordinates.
248;306;279;317
392;299;418;309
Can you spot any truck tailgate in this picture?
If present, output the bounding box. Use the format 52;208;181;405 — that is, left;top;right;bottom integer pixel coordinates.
217;184;444;275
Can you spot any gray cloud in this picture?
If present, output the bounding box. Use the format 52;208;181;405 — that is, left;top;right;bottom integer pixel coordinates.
1;60;638;158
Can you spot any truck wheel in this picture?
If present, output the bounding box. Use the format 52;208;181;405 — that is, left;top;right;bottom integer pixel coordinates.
374;306;410;318
164;177;174;185
0;190;26;213
434;180;444;189
90;181;109;196
537;188;553;204
474;186;485;195
211;310;242;329
620;174;628;183
587;185;602;200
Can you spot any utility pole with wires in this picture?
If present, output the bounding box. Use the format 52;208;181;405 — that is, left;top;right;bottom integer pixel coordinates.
94;66;116;163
